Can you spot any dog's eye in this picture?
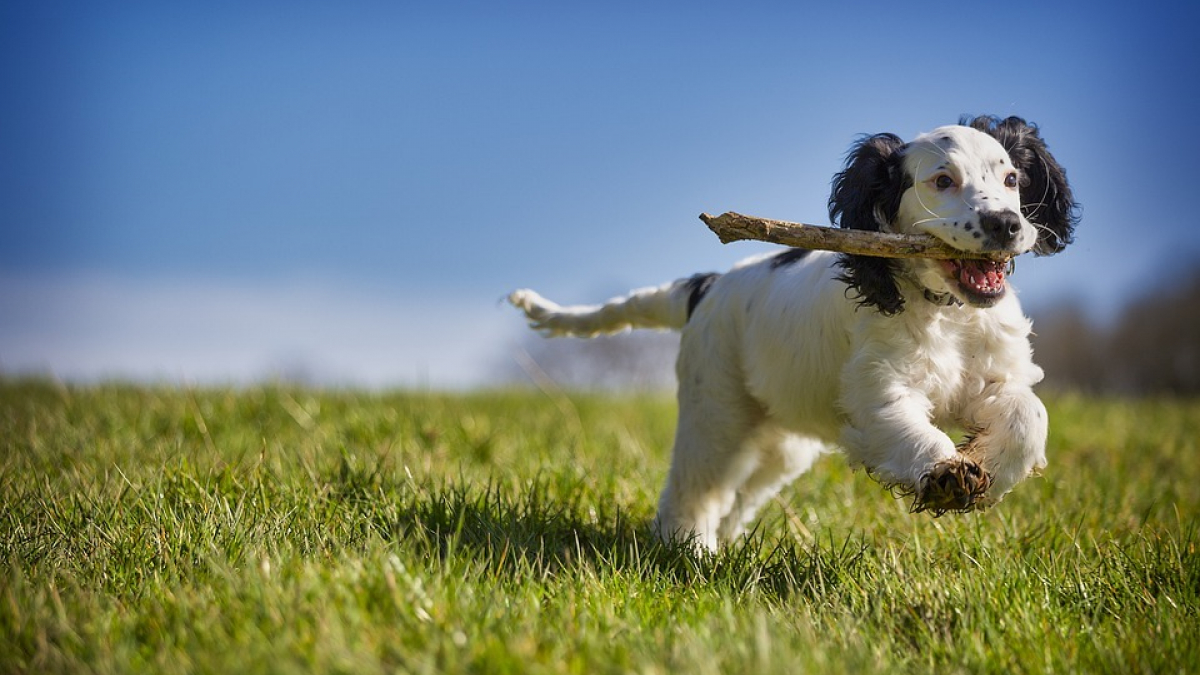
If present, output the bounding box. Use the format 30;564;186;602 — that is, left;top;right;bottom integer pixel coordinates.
1004;172;1019;188
934;175;955;190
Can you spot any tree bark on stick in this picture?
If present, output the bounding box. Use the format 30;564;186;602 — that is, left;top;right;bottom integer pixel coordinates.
700;212;1012;261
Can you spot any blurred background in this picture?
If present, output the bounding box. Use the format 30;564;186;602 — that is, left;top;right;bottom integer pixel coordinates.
3;1;1198;394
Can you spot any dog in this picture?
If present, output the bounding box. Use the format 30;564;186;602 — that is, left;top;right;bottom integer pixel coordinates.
509;115;1078;550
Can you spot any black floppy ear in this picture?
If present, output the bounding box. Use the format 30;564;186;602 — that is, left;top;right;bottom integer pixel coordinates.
964;115;1080;255
828;133;909;315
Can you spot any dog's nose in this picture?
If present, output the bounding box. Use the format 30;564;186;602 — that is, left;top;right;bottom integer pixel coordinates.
979;211;1022;247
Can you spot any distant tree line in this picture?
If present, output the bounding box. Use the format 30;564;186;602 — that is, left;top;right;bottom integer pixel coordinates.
503;331;679;392
506;268;1200;396
1030;267;1200;395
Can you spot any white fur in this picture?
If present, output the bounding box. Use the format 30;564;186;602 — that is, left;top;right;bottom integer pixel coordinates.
510;125;1052;551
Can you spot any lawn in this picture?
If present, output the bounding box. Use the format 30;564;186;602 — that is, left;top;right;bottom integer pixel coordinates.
1;380;1197;674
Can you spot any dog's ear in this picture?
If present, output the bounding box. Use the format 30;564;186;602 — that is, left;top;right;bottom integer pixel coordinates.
828;133;909;315
964;115;1080;255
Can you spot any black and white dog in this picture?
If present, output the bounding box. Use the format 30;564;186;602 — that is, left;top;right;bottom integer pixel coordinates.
510;116;1077;550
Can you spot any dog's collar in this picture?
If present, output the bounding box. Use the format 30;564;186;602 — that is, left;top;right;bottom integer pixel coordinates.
924;289;963;307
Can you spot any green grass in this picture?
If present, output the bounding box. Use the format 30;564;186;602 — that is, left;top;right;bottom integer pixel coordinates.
1;380;1198;674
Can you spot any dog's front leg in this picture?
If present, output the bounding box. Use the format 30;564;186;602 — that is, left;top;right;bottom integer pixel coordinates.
958;384;1049;506
839;393;989;512
838;352;991;513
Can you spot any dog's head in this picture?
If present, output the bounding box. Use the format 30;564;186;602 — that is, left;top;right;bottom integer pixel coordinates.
828;116;1079;314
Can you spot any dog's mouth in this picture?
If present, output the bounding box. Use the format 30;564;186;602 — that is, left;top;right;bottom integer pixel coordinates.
939;258;1009;306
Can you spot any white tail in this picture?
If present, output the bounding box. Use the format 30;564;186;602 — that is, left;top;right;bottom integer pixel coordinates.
508;274;717;337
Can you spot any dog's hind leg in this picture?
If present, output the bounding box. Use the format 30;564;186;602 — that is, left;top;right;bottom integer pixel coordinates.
715;433;825;543
652;348;768;551
653;409;759;551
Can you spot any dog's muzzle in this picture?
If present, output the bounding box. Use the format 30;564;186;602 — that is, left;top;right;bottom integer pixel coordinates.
938;258;1009;307
978;210;1023;249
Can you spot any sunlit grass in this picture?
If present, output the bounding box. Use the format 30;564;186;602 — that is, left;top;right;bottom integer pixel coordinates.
1;381;1197;673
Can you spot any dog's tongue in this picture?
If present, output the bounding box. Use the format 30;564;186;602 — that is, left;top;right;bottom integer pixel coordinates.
959;259;1006;295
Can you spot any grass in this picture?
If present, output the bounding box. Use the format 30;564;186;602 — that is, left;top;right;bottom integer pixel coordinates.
1;379;1198;674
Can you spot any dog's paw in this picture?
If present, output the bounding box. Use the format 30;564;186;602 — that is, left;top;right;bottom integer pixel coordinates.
912;456;993;516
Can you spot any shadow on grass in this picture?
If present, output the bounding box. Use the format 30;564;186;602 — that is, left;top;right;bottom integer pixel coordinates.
328;458;868;600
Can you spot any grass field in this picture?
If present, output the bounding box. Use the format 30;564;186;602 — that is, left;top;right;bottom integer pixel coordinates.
1;379;1197;674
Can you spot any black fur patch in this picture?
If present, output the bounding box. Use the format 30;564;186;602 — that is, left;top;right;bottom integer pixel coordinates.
828;132;909;315
770;247;812;269
684;272;721;320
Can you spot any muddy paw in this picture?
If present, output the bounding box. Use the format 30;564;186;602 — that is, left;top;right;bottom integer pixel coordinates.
912;457;993;516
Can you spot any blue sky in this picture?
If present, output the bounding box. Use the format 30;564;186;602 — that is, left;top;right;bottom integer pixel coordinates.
2;1;1198;387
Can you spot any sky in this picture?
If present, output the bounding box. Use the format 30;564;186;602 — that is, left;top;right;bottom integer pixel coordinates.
2;1;1198;389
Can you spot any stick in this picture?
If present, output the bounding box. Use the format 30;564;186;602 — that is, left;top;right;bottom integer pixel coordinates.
700;212;1011;262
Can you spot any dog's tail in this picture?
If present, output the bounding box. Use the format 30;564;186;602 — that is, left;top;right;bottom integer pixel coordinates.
508;272;720;337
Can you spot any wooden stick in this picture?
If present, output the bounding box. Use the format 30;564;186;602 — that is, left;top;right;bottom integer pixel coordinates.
700;212;1011;262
